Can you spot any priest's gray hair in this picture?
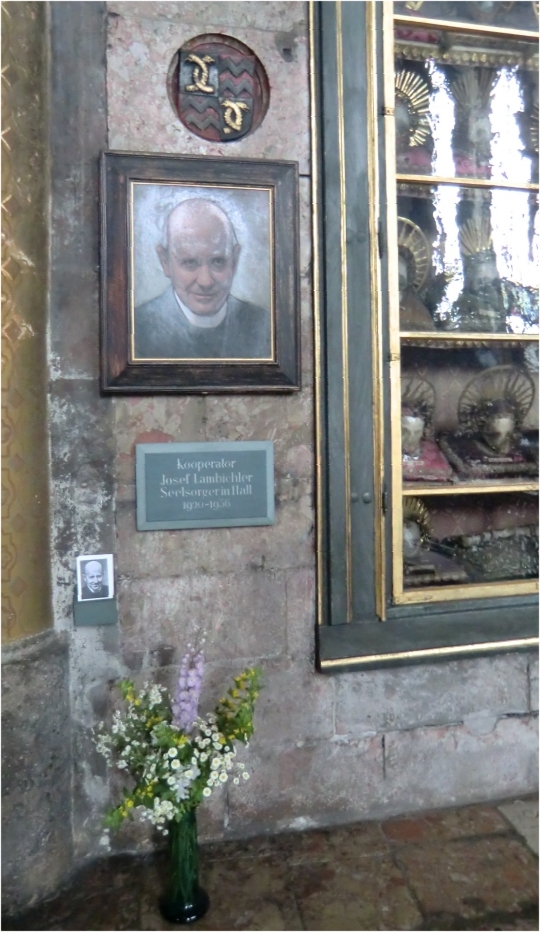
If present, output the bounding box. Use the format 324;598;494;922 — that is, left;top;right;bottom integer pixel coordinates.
159;197;239;253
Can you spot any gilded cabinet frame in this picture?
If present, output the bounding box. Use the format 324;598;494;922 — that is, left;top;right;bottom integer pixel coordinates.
311;1;539;671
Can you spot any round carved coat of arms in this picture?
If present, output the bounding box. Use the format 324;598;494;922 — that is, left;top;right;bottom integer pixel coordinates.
169;35;270;142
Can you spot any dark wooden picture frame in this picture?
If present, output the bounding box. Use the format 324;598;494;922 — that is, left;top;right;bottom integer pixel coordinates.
100;152;300;393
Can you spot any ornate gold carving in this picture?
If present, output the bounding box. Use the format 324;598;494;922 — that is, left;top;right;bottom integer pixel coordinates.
395;41;538;72
397;217;431;289
221;98;249;134
395;69;431;147
186;53;215;94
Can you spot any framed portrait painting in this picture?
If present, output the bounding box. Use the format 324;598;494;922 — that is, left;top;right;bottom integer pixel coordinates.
100;152;300;392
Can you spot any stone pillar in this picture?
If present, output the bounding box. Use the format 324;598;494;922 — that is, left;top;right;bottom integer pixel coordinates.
1;5;73;914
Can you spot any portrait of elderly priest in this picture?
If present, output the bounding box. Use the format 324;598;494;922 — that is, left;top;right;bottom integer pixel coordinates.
134;198;272;360
80;561;109;600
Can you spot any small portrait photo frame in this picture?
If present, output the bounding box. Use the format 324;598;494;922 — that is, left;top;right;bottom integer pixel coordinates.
76;554;115;602
100;152;300;393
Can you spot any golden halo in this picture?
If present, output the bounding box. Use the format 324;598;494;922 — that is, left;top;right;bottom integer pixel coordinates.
395;69;431;148
459;365;535;430
403;497;431;540
459;217;493;257
451;70;495;114
398;218;431;291
402;376;436;426
467;0;514;21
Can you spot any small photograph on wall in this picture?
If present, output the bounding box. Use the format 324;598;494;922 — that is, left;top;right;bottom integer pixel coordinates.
101;152;300;393
76;554;114;602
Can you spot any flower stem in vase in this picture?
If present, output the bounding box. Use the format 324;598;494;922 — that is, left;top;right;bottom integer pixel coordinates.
160;809;209;925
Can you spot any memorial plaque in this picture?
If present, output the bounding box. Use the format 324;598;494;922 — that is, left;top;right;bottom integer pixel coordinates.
136;442;274;530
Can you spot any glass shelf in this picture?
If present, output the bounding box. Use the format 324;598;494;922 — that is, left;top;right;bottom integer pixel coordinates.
394;2;539;36
403;480;539;495
401;332;539;342
393;25;538;186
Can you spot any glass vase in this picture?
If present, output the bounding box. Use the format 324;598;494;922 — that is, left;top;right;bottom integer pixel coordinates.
160;809;209;925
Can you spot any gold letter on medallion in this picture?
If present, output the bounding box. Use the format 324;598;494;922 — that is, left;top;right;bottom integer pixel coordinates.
186;54;215;94
221;99;250;134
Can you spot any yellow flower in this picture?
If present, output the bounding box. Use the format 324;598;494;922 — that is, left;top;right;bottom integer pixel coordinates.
231;689;239;698
134;699;141;706
126;799;134;808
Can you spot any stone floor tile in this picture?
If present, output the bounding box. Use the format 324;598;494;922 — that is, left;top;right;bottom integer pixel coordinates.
292;854;421;931
207;820;389;866
396;834;538;921
382;803;511;846
140;852;304;931
4;801;538;932
415;909;539;930
498;798;539;855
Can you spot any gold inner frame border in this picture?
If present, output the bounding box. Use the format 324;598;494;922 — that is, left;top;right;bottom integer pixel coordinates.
320;635;539;670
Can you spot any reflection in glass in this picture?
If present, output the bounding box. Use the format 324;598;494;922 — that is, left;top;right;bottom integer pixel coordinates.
401;376;454;480
397;186;539;333
401;343;539;487
439;365;537;478
403;495;470;587
394;2;540;32
403;492;539;589
395;41;539;182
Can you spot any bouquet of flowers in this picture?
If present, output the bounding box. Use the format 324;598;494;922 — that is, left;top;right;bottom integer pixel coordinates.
94;647;261;839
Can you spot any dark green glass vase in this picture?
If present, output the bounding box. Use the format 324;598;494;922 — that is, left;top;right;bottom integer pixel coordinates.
160;809;209;925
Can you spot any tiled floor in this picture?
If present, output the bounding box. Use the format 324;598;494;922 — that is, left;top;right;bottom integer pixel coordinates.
4;798;538;931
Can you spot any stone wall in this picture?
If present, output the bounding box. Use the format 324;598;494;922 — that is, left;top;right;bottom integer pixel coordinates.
2;632;72;913
47;0;538;863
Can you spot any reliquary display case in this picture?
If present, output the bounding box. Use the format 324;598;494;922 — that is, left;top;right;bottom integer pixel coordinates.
312;1;538;669
387;1;539;605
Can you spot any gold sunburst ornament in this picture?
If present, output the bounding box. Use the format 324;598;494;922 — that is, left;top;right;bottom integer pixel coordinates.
531;102;539;154
402;376;436;426
403;497;432;541
398;218;431;291
451;69;495;114
395;69;431;148
459;217;493;257
458;365;535;433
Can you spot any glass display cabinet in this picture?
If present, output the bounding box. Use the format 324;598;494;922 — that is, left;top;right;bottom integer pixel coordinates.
311;1;539;669
386;2;539;604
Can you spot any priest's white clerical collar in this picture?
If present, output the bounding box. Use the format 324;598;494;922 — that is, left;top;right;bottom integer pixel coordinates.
173;289;227;329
